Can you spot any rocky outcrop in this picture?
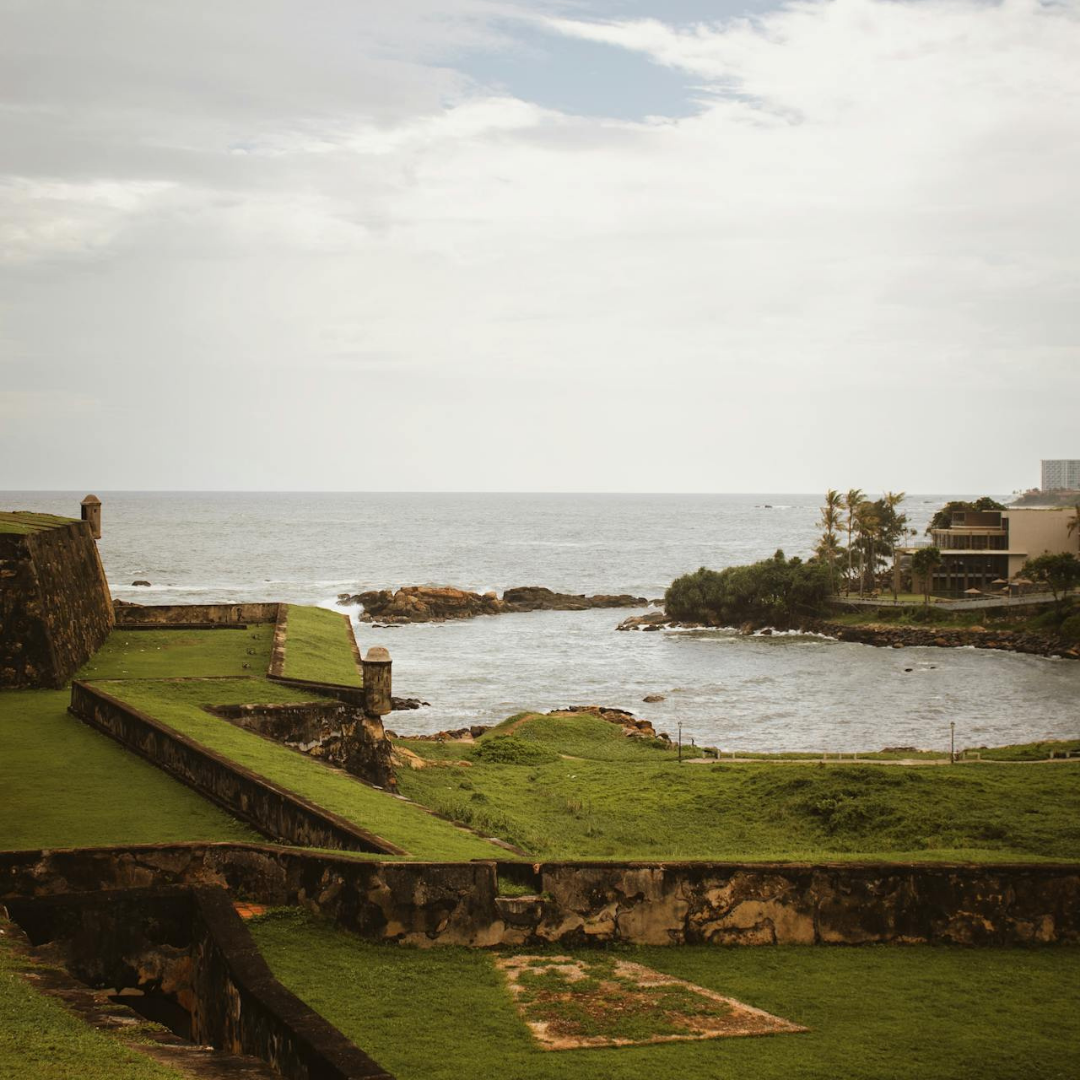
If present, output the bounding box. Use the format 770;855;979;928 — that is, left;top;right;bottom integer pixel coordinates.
617;611;702;631
550;705;667;741
342;585;648;624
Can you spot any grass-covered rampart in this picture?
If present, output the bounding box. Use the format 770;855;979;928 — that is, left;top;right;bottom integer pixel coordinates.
0;511;78;535
78;625;275;680
249;908;1080;1080
280;605;362;686
0;689;258;851
101;677;504;860
395;713;1080;862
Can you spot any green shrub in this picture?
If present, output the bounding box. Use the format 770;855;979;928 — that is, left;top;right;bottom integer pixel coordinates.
1060;614;1080;641
470;737;559;766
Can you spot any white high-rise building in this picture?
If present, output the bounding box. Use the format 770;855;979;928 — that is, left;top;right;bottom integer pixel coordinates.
1041;460;1080;490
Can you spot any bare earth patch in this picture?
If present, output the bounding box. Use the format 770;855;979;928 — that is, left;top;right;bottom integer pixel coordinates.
496;954;807;1051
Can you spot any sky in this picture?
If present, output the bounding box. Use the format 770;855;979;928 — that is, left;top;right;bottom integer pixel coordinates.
1;0;1077;493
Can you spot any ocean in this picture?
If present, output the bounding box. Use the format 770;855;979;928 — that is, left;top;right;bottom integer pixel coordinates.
6;491;1078;753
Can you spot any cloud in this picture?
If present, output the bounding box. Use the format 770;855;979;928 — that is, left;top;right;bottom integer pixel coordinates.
1;0;1078;491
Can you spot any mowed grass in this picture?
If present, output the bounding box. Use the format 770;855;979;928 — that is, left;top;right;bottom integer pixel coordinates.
250;910;1080;1080
282;605;362;686
0;690;258;851
0;923;186;1080
0;511;76;535
395;714;1080;862
102;678;504;860
78;625;274;680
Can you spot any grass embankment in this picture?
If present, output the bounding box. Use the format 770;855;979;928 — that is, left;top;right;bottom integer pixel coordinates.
102;678;504;860
281;605;362;686
250;909;1080;1080
0;511;77;535
78;625;275;680
394;713;1080;862
0;919;184;1079
0;690;258;851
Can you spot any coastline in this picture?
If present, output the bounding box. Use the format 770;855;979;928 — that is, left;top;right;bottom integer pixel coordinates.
617;610;1080;661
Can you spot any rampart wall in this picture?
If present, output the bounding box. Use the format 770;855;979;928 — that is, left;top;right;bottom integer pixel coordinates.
3;843;1076;948
69;683;403;855
0;521;113;688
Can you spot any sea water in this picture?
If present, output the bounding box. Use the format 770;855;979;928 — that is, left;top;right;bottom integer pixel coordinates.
7;491;1078;752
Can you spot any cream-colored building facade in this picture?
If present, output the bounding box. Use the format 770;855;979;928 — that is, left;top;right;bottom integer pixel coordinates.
920;506;1078;596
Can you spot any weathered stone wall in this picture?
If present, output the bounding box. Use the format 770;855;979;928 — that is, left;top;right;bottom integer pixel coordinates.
208;701;394;788
114;602;281;627
494;861;1080;946
69;683;403;855
0;521;113;688
3;843;1077;948
4;886;393;1080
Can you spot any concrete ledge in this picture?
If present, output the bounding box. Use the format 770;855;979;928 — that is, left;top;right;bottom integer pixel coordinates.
2;842;1078;948
69;682;405;856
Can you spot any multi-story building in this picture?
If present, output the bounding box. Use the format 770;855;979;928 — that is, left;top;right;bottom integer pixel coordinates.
918;506;1077;597
1041;459;1080;491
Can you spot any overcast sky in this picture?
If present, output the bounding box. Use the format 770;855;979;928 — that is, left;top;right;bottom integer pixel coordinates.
1;0;1077;493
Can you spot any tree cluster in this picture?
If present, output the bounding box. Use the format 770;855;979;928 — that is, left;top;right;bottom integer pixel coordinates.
815;489;910;596
665;550;833;627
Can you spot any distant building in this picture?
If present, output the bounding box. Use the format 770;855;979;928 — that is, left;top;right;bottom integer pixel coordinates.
916;507;1077;597
1041;459;1080;491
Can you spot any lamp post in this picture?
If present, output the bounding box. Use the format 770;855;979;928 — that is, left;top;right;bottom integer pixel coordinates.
950;721;955;764
678;721;683;764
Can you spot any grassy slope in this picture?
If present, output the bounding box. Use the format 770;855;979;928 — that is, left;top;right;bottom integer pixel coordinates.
0;923;185;1079
0;690;258;850
282;605;362;686
78;625;275;680
102;678;504;860
250;910;1080;1080
395;714;1080;862
0;511;77;535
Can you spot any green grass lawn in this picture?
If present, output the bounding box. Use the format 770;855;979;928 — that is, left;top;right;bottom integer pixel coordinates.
78;625;274;680
394;714;1080;862
0;511;77;535
281;605;362;686
0;924;186;1079
101;678;504;860
0;690;258;851
250;909;1080;1080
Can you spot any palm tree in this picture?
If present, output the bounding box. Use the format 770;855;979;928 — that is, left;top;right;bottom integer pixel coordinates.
816;490;844;593
854;500;882;596
911;546;942;605
842;488;866;596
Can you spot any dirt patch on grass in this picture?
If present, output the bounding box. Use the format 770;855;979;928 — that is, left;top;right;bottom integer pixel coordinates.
496;954;807;1051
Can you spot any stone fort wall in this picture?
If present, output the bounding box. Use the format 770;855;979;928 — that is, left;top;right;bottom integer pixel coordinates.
0;520;113;688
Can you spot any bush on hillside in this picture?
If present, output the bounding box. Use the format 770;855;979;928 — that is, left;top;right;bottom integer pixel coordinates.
470;737;559;766
665;550;833;626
